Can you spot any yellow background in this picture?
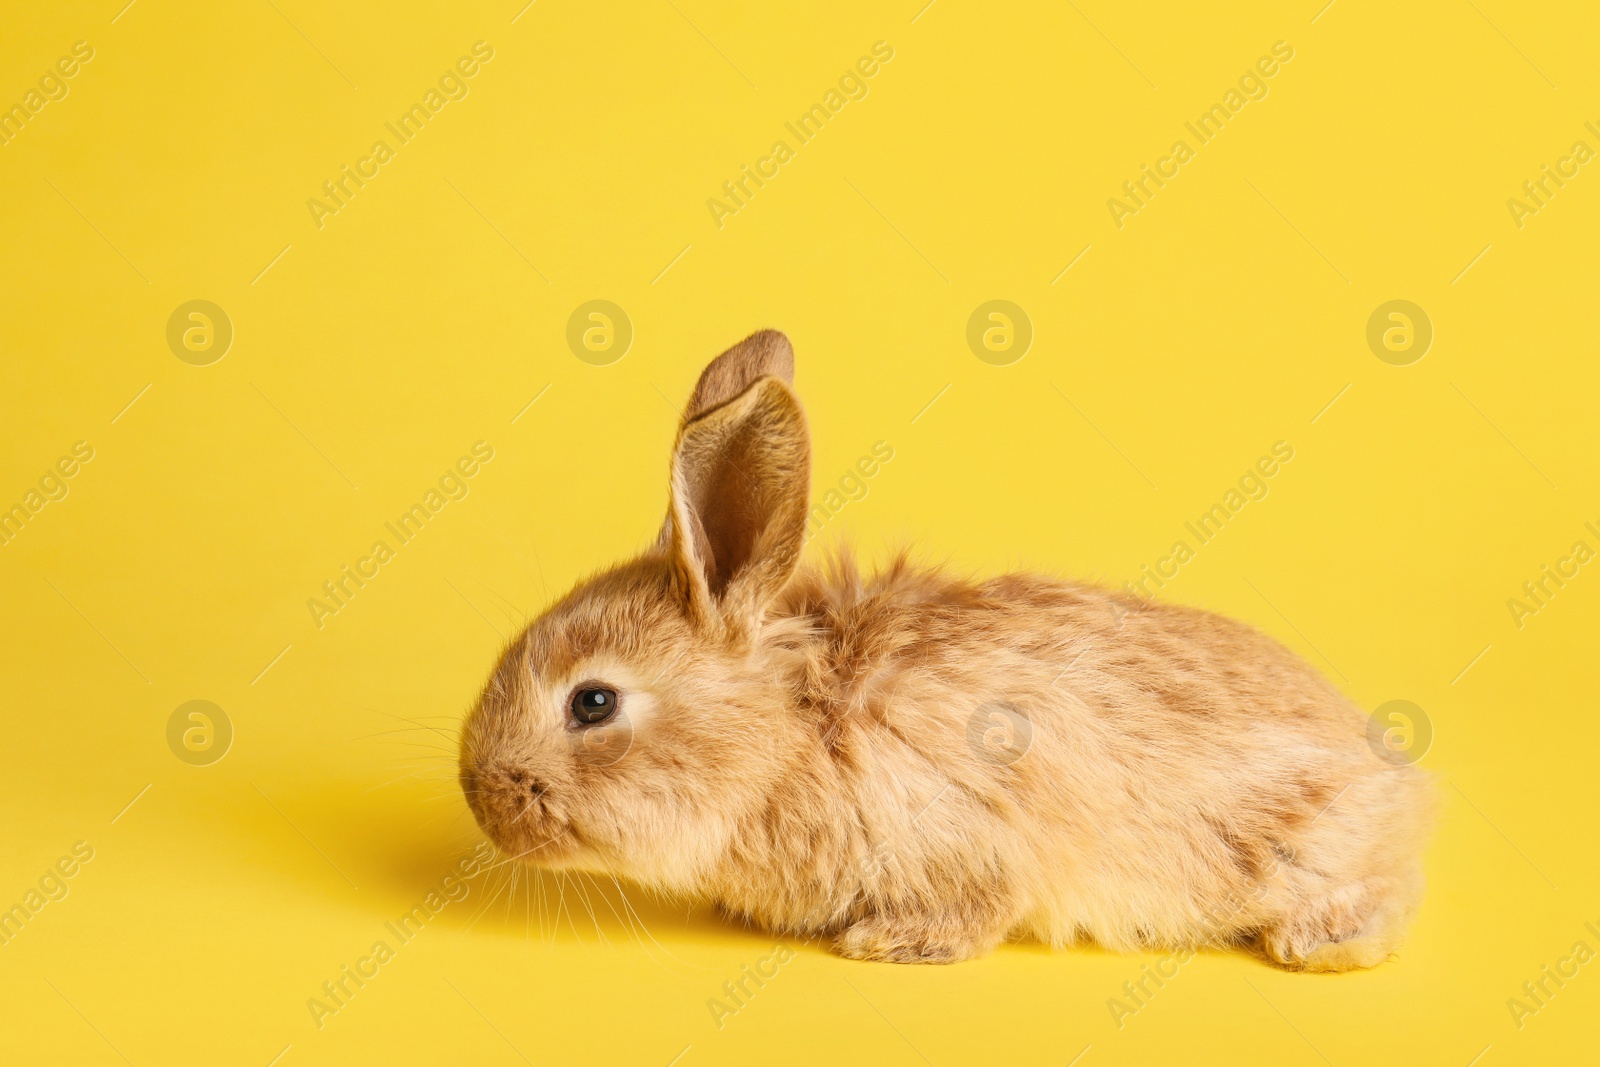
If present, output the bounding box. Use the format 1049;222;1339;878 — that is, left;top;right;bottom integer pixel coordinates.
2;0;1596;1063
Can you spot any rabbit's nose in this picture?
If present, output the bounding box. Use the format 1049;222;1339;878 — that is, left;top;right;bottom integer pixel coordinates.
505;767;547;798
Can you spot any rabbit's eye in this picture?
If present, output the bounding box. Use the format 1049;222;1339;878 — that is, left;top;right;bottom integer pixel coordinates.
570;687;619;726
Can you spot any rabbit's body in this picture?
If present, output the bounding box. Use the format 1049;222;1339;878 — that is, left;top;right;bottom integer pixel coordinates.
706;553;1428;969
460;330;1431;970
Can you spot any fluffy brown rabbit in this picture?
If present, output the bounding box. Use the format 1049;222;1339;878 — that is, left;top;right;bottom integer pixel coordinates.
459;330;1432;970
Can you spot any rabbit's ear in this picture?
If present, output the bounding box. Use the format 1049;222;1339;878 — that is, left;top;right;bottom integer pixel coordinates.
653;330;796;547
665;374;809;634
681;330;794;425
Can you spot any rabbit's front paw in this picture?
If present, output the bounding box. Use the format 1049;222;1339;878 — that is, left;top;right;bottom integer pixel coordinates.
833;914;999;964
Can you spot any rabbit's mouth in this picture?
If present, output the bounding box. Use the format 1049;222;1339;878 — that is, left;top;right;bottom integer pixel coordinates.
477;801;583;866
506;825;581;866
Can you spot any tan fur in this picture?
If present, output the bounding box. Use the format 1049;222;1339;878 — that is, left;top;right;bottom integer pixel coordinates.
460;330;1433;970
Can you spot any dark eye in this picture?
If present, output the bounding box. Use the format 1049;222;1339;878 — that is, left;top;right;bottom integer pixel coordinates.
570;687;618;726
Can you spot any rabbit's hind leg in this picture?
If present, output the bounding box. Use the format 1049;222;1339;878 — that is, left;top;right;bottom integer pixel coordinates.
1257;865;1422;972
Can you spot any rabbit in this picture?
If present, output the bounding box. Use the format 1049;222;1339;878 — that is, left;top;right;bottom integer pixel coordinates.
458;329;1432;970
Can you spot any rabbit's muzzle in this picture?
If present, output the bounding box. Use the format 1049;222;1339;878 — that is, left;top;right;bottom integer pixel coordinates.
460;756;573;859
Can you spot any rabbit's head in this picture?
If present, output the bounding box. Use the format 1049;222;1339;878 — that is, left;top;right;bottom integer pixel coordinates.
459;331;813;888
